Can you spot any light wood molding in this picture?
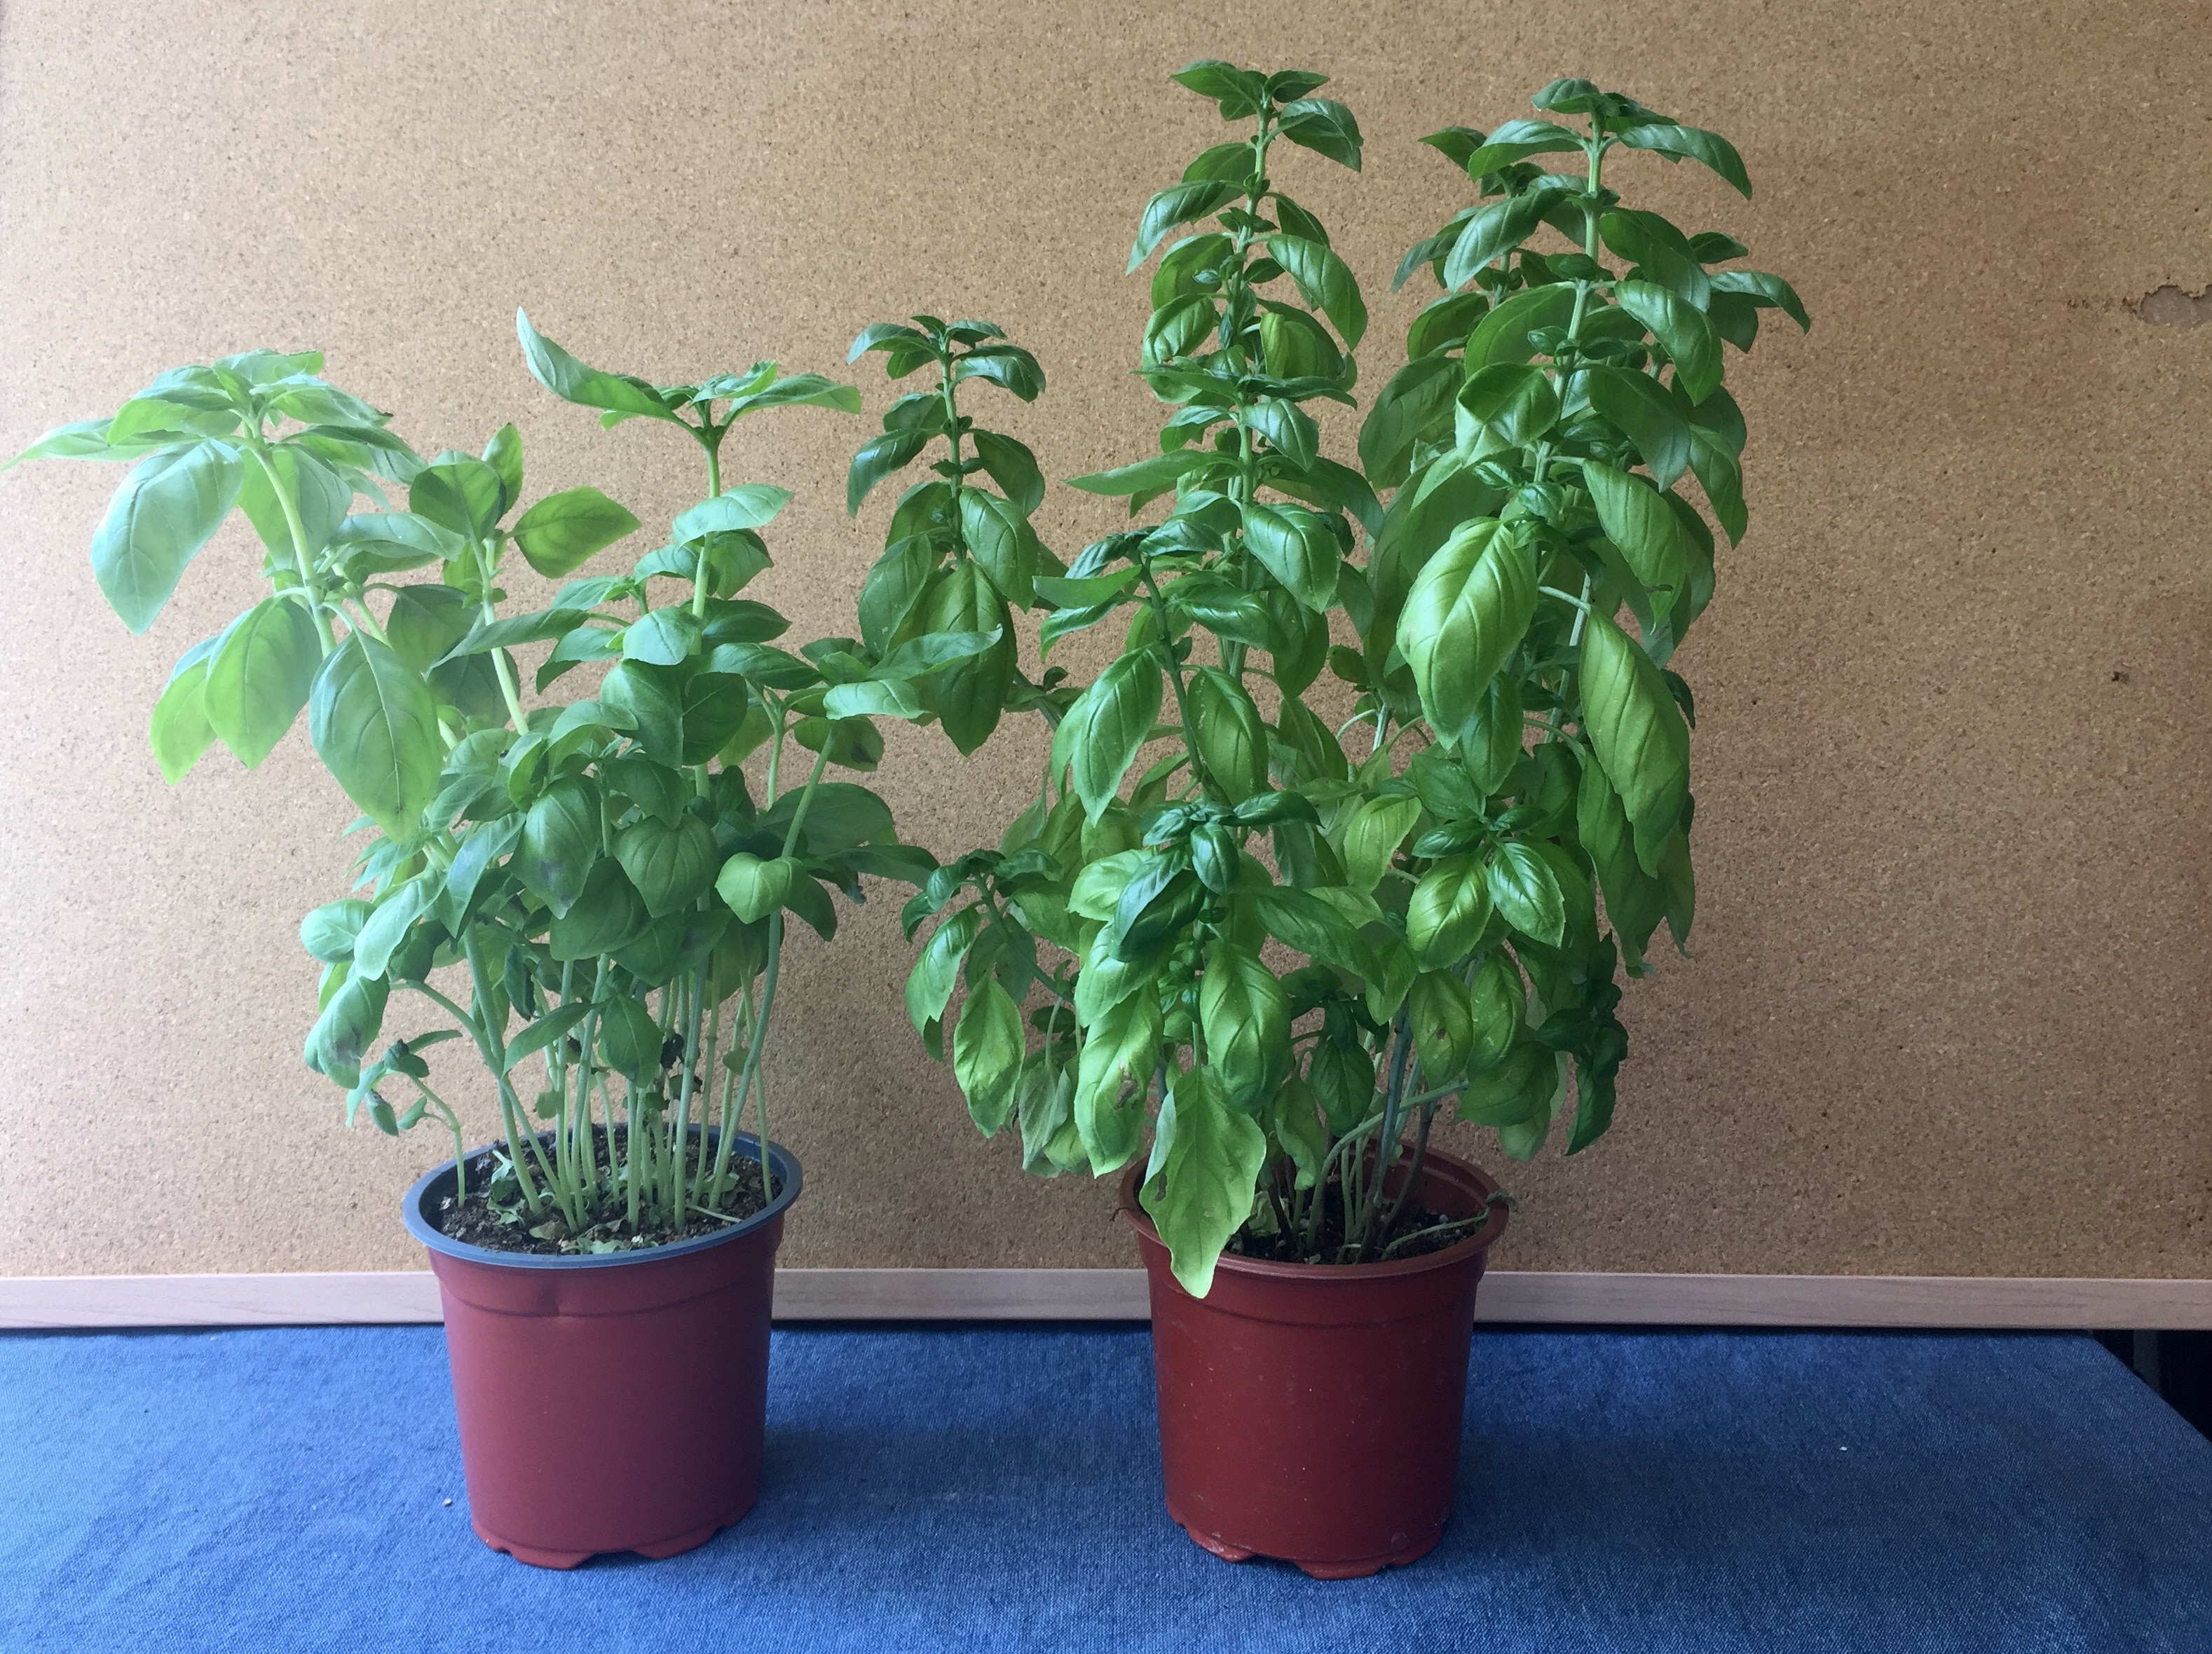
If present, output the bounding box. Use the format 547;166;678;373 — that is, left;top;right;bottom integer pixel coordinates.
4;1269;2211;1330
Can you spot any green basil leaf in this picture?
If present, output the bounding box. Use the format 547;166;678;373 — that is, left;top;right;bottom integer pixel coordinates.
1275;97;1363;170
1358;355;1459;488
1241;500;1339;611
1576;364;1693;488
615;813;718;918
1583;459;1691;611
1407;854;1494;968
1140;1068;1264;1298
1064;451;1203;499
1612;123;1752;198
1441;193;1548;289
1340;794;1424;894
1485;841;1565;945
953;975;1026;1136
1198;941;1290;1114
149;636;219;784
1264;233;1367;348
1073;989;1161;1177
516;310;678;422
1707;269;1810;332
1578;613;1690;873
303;971;388;1089
1396;519;1536;748
90;441;243;633
512;485;641;578
1409;969;1473;1083
971;430;1044;517
673;484;792;540
1128;180;1240;272
203;596;321;767
518;777;600;917
1616;280;1723;404
959;487;1037;609
550;858;650;961
1460;118;1583;177
1187;666;1269;802
309;634;442;836
1058;651;1163;822
847;428;932;515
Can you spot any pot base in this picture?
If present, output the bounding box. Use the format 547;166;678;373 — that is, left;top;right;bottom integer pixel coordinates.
475;1503;752;1570
1176;1517;1441;1580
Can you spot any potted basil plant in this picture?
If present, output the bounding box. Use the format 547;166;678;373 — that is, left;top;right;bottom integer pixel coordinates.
9;317;974;1568
892;64;1806;1578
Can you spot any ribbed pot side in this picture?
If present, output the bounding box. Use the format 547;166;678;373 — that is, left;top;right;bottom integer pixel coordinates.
1118;1147;1508;1580
404;1136;800;1569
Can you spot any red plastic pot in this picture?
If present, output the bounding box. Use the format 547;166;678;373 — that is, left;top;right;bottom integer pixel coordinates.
1118;1146;1508;1579
402;1135;800;1568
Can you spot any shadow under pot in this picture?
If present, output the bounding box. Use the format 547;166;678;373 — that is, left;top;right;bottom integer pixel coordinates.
403;1133;801;1569
1117;1147;1509;1580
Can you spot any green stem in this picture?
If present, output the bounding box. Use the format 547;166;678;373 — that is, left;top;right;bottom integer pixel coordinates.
462;926;554;1216
465;538;531;733
1136;562;1217;801
721;739;831;1203
669;967;706;1220
243;439;335;655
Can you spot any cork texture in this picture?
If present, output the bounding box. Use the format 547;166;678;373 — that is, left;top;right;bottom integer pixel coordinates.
2;1;2208;1278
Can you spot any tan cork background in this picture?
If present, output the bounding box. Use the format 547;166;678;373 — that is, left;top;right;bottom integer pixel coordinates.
1;1;2208;1279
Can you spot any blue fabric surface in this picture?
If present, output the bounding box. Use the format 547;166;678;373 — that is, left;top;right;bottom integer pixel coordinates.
1;1325;2206;1653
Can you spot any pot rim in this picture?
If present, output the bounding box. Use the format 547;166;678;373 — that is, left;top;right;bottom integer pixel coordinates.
402;1130;802;1271
1114;1144;1508;1285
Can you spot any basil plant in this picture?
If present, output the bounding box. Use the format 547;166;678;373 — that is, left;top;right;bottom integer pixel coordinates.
894;66;1807;1295
13;320;966;1251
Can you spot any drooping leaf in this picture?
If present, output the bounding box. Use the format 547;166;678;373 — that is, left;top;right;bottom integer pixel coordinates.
515;310;677;423
1578;613;1690;873
1612;123;1752;198
518;777;600;917
953;976;1025;1136
1140;1069;1265;1298
89;442;243;633
1073;990;1160;1175
203;596;321;767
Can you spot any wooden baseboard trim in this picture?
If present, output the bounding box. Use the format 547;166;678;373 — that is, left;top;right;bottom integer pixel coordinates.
4;1267;2210;1330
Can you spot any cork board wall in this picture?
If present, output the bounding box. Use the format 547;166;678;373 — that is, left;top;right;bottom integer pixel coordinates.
2;0;2208;1279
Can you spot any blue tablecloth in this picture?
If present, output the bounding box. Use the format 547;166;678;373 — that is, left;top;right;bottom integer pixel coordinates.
2;1324;2206;1652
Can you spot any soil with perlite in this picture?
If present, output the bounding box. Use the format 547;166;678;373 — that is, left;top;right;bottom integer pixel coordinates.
432;1128;772;1255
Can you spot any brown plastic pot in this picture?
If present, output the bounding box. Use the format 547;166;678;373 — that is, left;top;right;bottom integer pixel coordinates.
1118;1145;1508;1579
402;1134;800;1568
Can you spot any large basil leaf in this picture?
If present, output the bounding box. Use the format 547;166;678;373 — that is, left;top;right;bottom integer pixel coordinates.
203;596;321;767
1395;518;1536;749
90;441;243;633
1139;1069;1265;1298
308;634;442;835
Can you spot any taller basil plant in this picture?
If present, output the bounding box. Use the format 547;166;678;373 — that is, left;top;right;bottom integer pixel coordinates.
11;322;957;1250
897;66;1807;1295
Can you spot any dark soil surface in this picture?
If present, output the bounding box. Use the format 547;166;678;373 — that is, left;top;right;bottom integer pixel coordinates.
432;1128;772;1257
1227;1180;1502;1266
